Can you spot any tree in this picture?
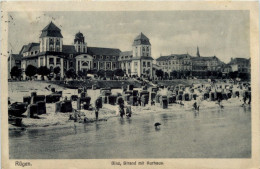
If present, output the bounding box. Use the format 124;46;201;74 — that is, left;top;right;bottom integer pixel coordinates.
10;66;22;79
97;70;105;78
106;70;114;79
184;71;191;77
238;72;250;80
229;71;238;79
155;69;164;79
37;66;51;80
66;68;77;79
207;71;212;77
25;65;37;80
77;70;85;79
217;71;223;79
164;72;169;79
87;69;96;74
170;71;178;78
53;66;61;76
114;69;124;77
53;66;61;80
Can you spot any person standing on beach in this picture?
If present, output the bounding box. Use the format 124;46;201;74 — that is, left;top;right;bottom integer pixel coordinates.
119;104;125;118
95;108;99;121
193;102;197;110
243;95;247;105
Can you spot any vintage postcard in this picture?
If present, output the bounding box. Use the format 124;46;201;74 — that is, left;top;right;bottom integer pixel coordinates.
1;1;259;169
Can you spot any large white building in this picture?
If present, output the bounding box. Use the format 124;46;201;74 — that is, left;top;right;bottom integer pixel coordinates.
9;22;154;79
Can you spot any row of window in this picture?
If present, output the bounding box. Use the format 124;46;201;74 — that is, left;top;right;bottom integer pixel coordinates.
93;55;117;60
194;61;218;65
30;51;39;55
158;60;191;65
93;62;117;69
142;46;149;52
121;62;131;68
49;45;60;52
158;60;219;66
49;39;60;45
120;55;133;60
49;58;61;65
143;62;151;67
121;61;151;68
163;67;192;70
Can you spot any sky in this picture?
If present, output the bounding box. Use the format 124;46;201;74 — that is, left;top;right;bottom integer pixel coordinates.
8;11;249;63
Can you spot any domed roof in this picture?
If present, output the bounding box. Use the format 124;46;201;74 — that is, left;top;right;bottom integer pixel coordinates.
74;31;85;44
75;31;84;38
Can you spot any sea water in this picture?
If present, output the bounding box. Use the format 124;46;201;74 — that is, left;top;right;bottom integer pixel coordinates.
9;106;251;159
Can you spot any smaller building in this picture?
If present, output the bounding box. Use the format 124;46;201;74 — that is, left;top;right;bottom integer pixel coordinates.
156;54;192;74
8;54;22;79
220;63;232;77
191;56;221;72
228;57;250;73
87;47;121;72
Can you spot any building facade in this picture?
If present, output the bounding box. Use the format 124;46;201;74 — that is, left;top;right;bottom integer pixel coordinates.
228;58;250;73
9;22;153;79
156;54;192;74
8;54;22;79
118;33;154;77
156;47;226;77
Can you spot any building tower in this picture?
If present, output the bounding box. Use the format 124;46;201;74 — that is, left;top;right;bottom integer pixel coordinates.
74;32;87;53
39;21;63;52
132;32;151;57
131;32;153;78
197;46;200;57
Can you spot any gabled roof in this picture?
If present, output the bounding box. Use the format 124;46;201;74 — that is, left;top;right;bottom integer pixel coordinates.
191;56;219;61
23;43;40;53
120;51;133;57
62;45;77;54
133;32;151;46
19;45;28;55
87;47;121;56
156;55;172;61
156;54;191;61
171;54;191;59
31;45;39;52
119;51;133;61
9;54;22;61
229;58;250;64
21;51;65;59
40;22;63;38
